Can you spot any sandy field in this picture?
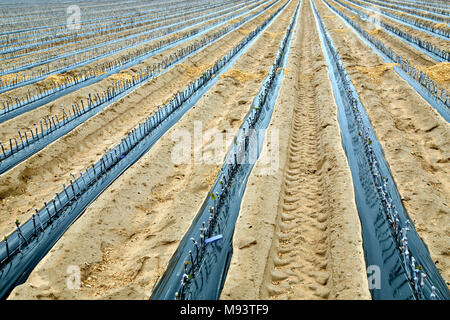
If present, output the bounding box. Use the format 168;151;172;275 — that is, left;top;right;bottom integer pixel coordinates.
0;0;265;109
316;0;450;285
347;0;450;33
221;0;370;300
0;0;272;147
332;0;449;91
0;1;242;76
0;0;282;238
8;0;297;299
1;0;448;300
338;0;449;49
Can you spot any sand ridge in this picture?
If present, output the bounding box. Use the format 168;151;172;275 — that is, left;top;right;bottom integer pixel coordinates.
337;0;449;50
331;0;448;91
2;0;448;301
0;2;247;92
0;0;273;109
0;0;285;238
0;1;277;145
316;0;450;285
221;0;370;300
8;0;297;299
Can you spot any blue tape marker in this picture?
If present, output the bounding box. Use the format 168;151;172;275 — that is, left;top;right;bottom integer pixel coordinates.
205;234;223;245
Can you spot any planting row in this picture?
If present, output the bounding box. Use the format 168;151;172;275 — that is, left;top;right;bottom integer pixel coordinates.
323;0;449;116
0;0;184;34
336;0;449;50
0;0;281;173
331;0;449;62
0;0;291;299
157;0;299;300
0;0;236;59
312;0;448;300
0;0;247;86
345;0;450;39
387;0;450;12
0;0;270;122
358;0;449;24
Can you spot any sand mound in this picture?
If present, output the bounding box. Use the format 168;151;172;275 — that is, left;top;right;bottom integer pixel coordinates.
238;28;252;36
1;72;27;83
108;72;133;82
219;68;260;84
367;28;383;36
45;74;65;82
434;23;449;31
355;63;398;84
333;28;349;33
180;63;213;77
266;31;282;38
169;34;182;40
418;62;450;85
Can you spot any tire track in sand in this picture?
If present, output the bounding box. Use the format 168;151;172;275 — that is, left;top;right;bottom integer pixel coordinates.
260;0;367;299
